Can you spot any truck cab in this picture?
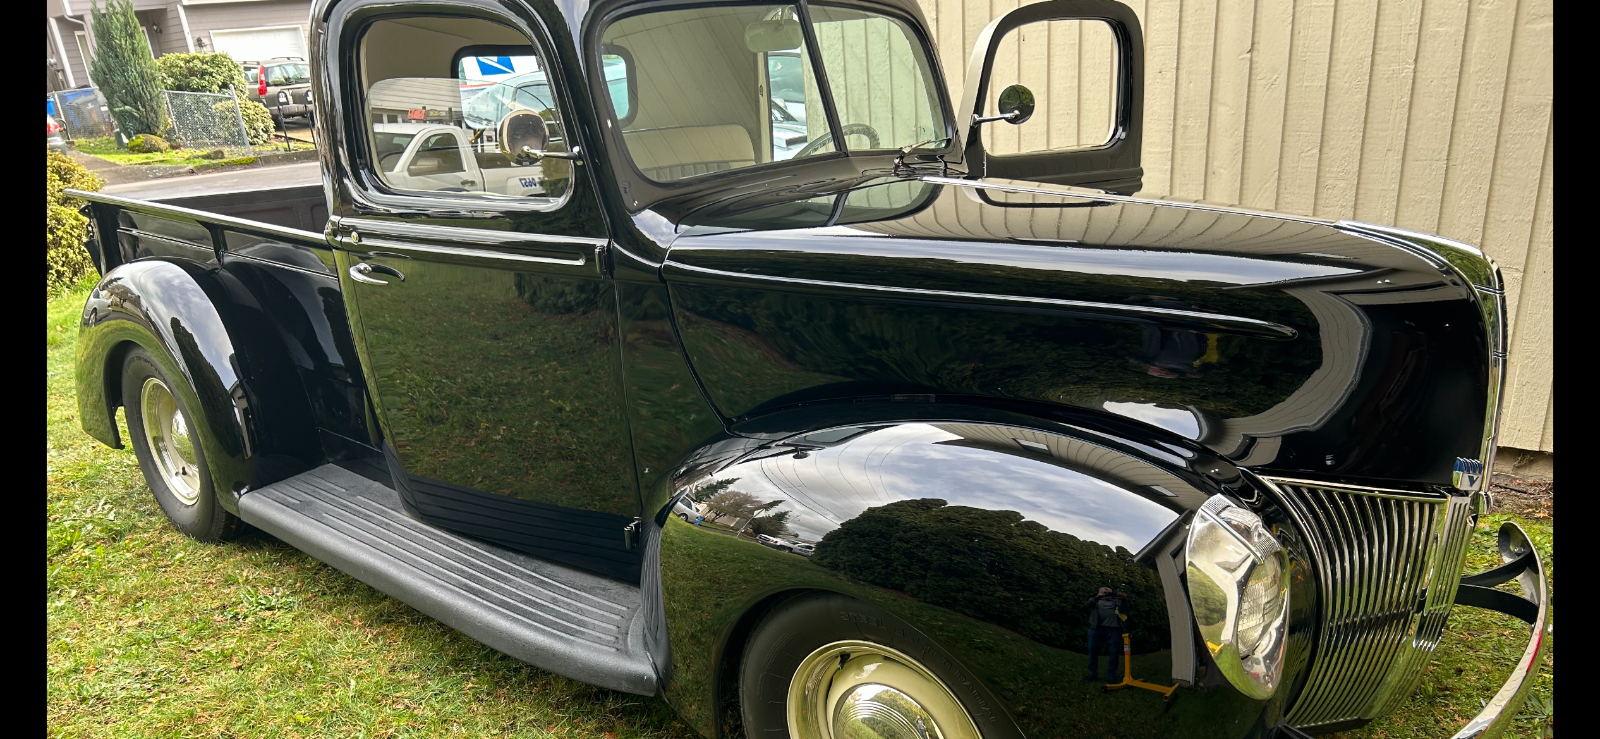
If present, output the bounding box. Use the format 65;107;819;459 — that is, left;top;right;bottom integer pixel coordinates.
66;1;1546;738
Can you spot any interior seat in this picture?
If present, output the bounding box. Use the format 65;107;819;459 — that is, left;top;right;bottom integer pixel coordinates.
621;124;755;182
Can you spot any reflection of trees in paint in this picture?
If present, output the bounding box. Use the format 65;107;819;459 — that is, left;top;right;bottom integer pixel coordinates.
747;509;793;537
812;498;1168;653
701;489;777;522
671;267;1322;421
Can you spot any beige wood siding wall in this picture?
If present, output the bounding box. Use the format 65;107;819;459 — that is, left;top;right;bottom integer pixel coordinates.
918;0;1553;452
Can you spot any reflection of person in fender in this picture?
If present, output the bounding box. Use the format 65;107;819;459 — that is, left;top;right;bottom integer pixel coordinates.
1125;296;1220;378
1084;587;1129;681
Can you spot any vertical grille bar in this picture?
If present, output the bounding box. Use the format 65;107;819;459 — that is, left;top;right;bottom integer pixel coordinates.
1268;479;1474;729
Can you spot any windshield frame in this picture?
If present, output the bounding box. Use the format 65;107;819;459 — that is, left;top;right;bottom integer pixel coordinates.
586;0;958;208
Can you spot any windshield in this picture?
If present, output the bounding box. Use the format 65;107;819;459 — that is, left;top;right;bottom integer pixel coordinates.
265;63;311;86
601;3;948;183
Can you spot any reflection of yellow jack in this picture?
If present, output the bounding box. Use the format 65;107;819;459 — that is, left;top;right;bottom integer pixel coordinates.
1102;632;1178;709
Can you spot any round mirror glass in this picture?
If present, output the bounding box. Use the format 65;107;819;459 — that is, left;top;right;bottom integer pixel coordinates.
498;109;549;165
996;84;1035;125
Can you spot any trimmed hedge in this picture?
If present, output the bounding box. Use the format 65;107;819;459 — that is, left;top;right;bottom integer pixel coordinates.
47;152;105;292
156;51;249;96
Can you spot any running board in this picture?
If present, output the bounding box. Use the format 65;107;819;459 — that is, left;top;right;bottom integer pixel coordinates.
236;464;658;695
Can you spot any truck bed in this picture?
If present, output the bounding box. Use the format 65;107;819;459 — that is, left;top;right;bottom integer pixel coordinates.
153;184;329;234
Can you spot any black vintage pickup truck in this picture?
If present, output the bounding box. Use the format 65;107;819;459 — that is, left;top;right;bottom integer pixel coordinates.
69;1;1548;737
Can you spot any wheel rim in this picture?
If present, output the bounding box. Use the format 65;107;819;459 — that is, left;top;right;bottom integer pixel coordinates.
788;640;981;739
140;376;202;505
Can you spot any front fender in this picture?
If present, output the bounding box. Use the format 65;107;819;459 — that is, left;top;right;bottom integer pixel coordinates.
75;259;320;511
653;402;1314;739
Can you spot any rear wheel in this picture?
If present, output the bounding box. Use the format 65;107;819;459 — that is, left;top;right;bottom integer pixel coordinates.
740;592;992;739
122;346;243;541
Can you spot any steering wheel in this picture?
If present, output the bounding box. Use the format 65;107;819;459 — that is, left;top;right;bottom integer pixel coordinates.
378;152;404;172
794;123;880;159
770;98;798;124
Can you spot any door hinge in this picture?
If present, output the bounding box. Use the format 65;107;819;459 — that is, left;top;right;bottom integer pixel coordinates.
623;517;643;550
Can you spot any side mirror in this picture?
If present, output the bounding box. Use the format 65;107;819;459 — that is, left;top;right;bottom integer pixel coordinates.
952;0;1144;193
974;84;1035;126
498;109;549;166
407;156;443;175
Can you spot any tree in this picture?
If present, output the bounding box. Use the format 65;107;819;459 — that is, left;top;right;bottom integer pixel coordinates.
811;498;1169;654
88;0;170;139
700;490;780;525
747;510;793;538
691;477;739;502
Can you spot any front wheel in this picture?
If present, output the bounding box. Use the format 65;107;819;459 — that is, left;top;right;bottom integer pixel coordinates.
740;592;992;739
122;346;243;541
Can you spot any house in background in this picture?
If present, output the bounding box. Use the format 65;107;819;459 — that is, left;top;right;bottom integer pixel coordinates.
47;0;314;93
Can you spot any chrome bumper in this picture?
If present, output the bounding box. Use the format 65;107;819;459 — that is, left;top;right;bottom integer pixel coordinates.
1449;521;1551;739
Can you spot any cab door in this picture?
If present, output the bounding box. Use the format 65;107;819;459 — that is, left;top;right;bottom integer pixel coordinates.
327;9;641;581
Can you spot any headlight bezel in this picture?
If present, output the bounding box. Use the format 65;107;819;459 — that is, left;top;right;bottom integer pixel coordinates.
1186;495;1292;700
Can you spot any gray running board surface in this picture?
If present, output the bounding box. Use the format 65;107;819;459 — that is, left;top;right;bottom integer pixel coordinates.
237;464;658;695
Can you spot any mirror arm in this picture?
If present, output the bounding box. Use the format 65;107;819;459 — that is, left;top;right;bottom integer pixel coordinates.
516;145;583;164
971;110;1024;125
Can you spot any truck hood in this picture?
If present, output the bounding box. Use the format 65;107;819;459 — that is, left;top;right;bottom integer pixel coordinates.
656;175;1495;489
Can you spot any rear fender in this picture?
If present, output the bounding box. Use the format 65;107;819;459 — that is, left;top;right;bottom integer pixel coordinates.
651;400;1311;739
76;259;320;511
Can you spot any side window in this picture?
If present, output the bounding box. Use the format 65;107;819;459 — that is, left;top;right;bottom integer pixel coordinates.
358;18;574;203
984;19;1120;156
599;49;634;124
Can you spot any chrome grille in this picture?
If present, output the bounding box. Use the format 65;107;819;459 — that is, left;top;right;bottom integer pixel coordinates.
1270;479;1475;729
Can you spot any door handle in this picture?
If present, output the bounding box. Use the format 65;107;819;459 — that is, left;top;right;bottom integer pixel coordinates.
460;179;477;187
349;261;405;285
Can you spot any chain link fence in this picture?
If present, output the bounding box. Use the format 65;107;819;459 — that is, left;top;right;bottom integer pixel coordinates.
163;89;253;156
48;89;116;140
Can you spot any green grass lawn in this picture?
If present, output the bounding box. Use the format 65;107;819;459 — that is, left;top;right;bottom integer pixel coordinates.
46;279;1552;738
72;137;240;168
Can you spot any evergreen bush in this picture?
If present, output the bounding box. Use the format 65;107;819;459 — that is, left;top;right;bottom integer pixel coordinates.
87;0;169;139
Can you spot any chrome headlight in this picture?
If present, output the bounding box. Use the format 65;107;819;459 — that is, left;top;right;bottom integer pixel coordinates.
1186;495;1291;699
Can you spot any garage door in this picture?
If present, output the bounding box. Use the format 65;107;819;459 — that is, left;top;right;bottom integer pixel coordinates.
209;26;308;62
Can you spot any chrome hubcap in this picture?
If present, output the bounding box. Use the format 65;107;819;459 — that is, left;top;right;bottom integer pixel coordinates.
789;641;980;739
140;376;201;505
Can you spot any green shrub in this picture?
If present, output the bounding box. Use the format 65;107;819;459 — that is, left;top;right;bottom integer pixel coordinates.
156;51;249;95
126;133;170;153
238;100;275;145
211;99;275;146
87;0;168;138
47;151;105;292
